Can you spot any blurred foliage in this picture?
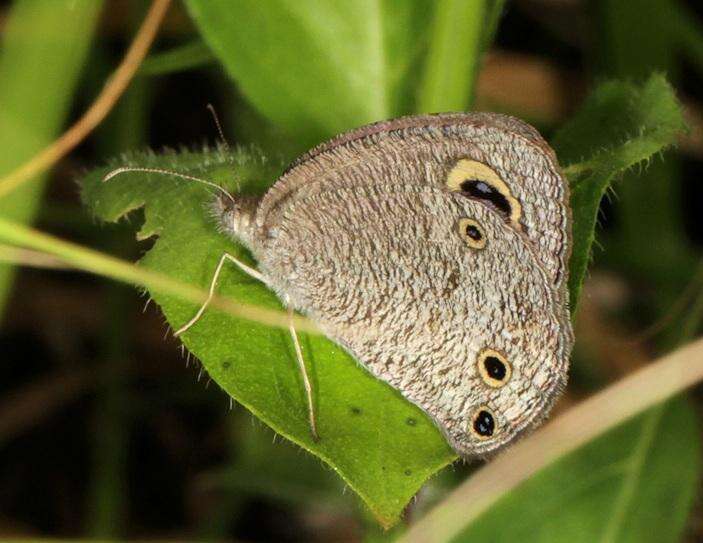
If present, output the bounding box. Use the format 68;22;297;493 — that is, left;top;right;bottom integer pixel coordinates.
454;397;700;543
0;0;102;306
79;72;688;526
553;75;686;309
1;0;703;541
186;0;506;149
187;0;432;148
596;0;699;304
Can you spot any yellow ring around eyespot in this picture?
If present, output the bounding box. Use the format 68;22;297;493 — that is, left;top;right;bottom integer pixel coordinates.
477;348;512;388
471;405;498;440
446;159;523;229
457;218;487;250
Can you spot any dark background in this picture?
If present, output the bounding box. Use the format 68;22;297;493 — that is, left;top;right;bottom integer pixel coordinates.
2;1;703;541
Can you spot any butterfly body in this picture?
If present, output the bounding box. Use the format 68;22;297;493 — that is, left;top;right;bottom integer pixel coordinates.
215;113;573;456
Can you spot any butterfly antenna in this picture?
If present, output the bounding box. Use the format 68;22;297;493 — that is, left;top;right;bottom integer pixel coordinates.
206;104;242;192
207;103;230;154
102;167;236;205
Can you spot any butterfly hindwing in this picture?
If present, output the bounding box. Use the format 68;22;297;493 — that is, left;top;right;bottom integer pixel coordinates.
258;180;570;456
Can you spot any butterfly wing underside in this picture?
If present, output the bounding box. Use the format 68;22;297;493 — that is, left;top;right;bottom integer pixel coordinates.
256;113;571;303
247;113;573;456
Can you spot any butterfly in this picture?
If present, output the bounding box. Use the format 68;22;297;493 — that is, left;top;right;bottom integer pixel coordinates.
108;112;573;457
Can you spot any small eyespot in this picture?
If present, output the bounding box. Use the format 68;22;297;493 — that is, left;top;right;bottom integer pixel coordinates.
477;349;512;388
458;218;486;249
472;408;496;438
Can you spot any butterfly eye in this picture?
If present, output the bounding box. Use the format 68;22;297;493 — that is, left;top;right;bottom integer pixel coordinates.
458;218;486;249
477;349;512;387
471;408;496;438
446;159;522;229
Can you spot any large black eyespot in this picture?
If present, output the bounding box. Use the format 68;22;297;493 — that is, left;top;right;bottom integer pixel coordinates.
485;356;506;380
472;409;495;438
458;218;486;249
477;349;512;387
445;159;523;229
460;179;512;217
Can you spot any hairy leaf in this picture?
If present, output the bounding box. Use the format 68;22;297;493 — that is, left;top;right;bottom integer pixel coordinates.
551;74;686;309
80;146;455;527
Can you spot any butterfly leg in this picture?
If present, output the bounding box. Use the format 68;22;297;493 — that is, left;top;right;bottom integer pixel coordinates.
288;304;319;441
174;252;266;337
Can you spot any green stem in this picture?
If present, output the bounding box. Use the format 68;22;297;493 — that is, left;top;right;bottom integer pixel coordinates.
87;282;130;538
417;0;486;112
0;217;318;334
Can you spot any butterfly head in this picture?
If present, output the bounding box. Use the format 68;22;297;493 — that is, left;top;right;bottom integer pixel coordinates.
211;192;261;252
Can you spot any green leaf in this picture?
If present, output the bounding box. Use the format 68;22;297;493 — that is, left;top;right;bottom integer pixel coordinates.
452;398;701;543
0;0;102;310
551;74;686;310
596;0;695;297
417;0;486;112
80;146;455;527
138;40;215;77
185;0;433;147
218;414;347;507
